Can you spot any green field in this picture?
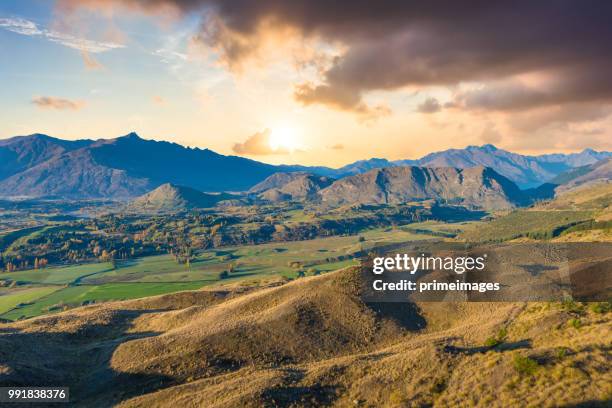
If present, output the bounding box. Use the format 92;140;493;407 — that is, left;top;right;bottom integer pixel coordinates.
0;226;434;321
400;220;478;238
5;262;114;285
0;286;60;315
1;283;207;321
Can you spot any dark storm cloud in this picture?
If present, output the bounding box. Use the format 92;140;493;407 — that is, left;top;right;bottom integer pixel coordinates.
451;65;612;112
58;1;612;114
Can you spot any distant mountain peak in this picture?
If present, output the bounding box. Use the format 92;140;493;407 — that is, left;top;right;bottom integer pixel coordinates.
120;132;142;140
466;144;498;152
27;133;54;139
481;143;498;151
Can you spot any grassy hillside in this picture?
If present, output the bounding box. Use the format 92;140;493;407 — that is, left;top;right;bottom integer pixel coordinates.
459;210;593;242
544;182;612;212
0;268;609;407
462;183;612;243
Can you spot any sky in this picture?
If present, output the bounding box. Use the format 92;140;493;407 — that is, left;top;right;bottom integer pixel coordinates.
1;0;611;167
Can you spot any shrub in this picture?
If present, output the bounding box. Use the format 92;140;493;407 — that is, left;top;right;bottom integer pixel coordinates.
484;328;508;347
589;302;610;314
297;270;305;278
218;271;229;280
513;354;538;376
556;348;568;359
484;337;502;347
568;318;582;329
430;377;447;394
560;299;584;314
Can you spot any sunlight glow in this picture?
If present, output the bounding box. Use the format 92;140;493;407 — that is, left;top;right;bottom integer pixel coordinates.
269;123;301;152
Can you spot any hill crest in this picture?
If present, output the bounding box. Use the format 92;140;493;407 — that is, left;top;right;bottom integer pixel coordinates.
129;183;233;212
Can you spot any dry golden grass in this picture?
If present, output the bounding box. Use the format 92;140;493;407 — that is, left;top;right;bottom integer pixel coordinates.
0;268;609;407
544;182;612;211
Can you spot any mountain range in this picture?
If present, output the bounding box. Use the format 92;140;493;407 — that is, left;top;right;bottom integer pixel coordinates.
139;166;527;211
318;166;526;210
323;144;611;188
0;133;279;198
0;132;610;199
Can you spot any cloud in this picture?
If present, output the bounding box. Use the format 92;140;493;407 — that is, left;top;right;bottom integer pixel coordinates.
294;82;391;121
416;97;441;114
232;129;289;155
32;96;85;110
329;144;344;150
0;17;124;53
81;50;104;69
53;1;612;125
0;17;42;35
509;104;612;133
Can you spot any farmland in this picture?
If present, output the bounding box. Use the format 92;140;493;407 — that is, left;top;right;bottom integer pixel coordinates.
0;226;432;320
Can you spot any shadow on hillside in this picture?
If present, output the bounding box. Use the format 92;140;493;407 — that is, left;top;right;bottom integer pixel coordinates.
0;326;17;333
366;301;427;331
262;384;339;407
431;205;488;222
518;264;559;277
444;339;532;355
0;308;177;407
261;367;339;407
523;182;557;201
562;402;611;408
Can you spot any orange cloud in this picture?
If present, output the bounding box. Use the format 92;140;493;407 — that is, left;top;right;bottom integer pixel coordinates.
81;50;103;69
31;96;85;110
232;129;289;155
294;82;391;122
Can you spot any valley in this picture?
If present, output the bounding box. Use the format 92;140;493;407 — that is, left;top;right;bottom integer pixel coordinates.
0;226;436;321
1;144;610;322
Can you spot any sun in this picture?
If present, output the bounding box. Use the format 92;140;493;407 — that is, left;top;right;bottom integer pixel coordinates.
269;123;301;152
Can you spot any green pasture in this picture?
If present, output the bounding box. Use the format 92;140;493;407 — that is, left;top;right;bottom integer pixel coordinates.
0;286;61;315
0;225;434;321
